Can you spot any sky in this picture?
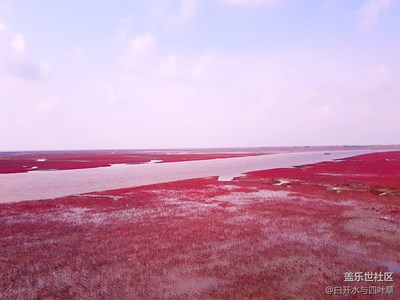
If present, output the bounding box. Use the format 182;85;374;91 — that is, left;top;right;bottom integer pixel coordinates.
0;0;399;151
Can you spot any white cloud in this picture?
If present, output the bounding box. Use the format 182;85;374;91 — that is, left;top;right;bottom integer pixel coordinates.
1;8;400;150
359;0;392;30
181;0;198;20
115;17;134;42
0;25;49;81
35;97;59;114
39;62;51;78
104;85;117;107
117;33;159;72
2;44;400;150
0;22;7;31
11;33;25;53
223;0;281;4
107;41;400;148
71;47;82;56
148;0;198;26
160;55;178;78
192;51;214;80
130;33;155;54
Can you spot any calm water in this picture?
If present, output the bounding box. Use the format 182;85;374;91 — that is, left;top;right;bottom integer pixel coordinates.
0;149;393;203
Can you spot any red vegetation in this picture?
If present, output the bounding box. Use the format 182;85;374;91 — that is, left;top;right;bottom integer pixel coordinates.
0;151;263;174
248;151;400;186
0;151;399;299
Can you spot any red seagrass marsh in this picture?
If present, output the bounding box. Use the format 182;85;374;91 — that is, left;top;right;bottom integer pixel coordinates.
1;149;399;299
2;0;400;298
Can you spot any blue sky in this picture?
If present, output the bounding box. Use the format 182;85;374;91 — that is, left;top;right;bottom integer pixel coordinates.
0;0;399;150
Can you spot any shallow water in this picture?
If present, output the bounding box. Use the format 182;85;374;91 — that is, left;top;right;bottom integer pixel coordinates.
0;149;394;203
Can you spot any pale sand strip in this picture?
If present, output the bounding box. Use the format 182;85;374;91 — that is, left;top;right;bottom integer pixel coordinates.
0;149;392;203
